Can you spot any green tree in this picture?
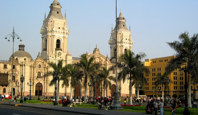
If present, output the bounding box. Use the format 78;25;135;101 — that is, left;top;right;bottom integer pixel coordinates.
154;73;171;101
166;32;198;107
98;67;112;97
46;60;67;105
77;54;100;103
62;64;83;99
119;50;147;105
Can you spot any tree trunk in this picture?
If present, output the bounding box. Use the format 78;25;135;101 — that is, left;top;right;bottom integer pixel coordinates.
188;75;192;107
129;75;133;105
106;86;108;97
162;84;164;101
70;86;73;100
64;85;67;96
84;82;87;103
57;80;60;101
136;87;140;99
101;84;103;97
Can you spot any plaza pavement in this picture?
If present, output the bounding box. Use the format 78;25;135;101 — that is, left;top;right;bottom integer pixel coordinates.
0;101;147;115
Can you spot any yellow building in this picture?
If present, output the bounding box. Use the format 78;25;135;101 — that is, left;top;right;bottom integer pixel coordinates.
144;56;198;98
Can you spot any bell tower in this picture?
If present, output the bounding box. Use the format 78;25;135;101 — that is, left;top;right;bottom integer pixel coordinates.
109;12;133;61
40;0;69;63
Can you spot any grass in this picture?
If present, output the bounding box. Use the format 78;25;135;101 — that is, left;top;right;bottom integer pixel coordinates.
3;99;198;115
75;103;198;115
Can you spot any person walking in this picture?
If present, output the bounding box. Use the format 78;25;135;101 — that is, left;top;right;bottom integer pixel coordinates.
153;99;158;115
171;98;177;115
159;99;164;115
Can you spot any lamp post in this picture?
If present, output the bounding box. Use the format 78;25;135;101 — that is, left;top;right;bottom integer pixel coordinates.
5;28;22;101
20;75;24;103
111;0;122;109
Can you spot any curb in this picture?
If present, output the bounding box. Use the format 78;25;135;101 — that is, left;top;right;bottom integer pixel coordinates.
0;102;102;115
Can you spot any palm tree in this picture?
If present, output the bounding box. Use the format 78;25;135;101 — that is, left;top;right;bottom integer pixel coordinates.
154;73;171;101
98;67;112;97
119;50;147;105
77;54;100;103
63;64;83;100
166;32;198;107
132;61;149;99
45;60;67;105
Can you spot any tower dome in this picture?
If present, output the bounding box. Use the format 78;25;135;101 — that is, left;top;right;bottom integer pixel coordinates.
10;42;32;61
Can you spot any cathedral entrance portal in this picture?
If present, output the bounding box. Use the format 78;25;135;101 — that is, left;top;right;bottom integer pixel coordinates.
74;85;81;97
35;83;43;96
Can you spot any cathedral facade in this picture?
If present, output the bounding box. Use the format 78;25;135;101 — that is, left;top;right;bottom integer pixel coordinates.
0;0;135;98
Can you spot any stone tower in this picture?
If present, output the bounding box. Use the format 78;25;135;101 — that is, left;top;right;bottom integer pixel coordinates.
108;12;133;61
40;0;70;63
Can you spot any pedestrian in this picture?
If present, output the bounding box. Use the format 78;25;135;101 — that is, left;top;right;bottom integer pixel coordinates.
153;99;158;115
159;99;164;115
171;98;177;115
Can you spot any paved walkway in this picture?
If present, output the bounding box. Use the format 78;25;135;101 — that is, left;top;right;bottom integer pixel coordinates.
0;101;147;115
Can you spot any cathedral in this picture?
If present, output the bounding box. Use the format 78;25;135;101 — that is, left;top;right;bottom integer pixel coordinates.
0;0;134;98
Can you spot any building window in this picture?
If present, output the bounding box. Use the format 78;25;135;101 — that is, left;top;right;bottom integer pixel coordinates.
157;68;161;72
57;11;59;14
13;65;15;69
174;72;177;75
174;77;177;80
152;73;156;76
152;68;156;72
38;64;41;68
174;86;177;90
12;76;15;82
180;77;183;80
180;81;183;85
37;72;41;78
164;59;168;62
4;64;7;69
153;61;156;63
114;48;116;58
3;88;6;93
174;81;177;85
159;60;163;62
146;78;149;81
180;86;183;90
56;39;61;49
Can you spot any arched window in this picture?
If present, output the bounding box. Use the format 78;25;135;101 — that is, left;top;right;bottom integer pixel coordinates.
37;72;41;78
56;39;61;49
45;39;47;50
114;48;117;58
124;49;127;54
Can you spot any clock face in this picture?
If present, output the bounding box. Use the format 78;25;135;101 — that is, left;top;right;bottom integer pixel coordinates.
58;52;62;57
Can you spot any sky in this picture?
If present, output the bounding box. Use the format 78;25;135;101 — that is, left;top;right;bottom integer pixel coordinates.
0;0;198;61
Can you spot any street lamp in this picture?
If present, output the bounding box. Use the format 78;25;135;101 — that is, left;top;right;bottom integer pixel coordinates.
20;75;24;103
111;0;122;109
5;28;22;101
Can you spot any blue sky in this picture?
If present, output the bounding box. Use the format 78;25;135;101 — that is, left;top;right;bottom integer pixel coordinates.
0;0;198;60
